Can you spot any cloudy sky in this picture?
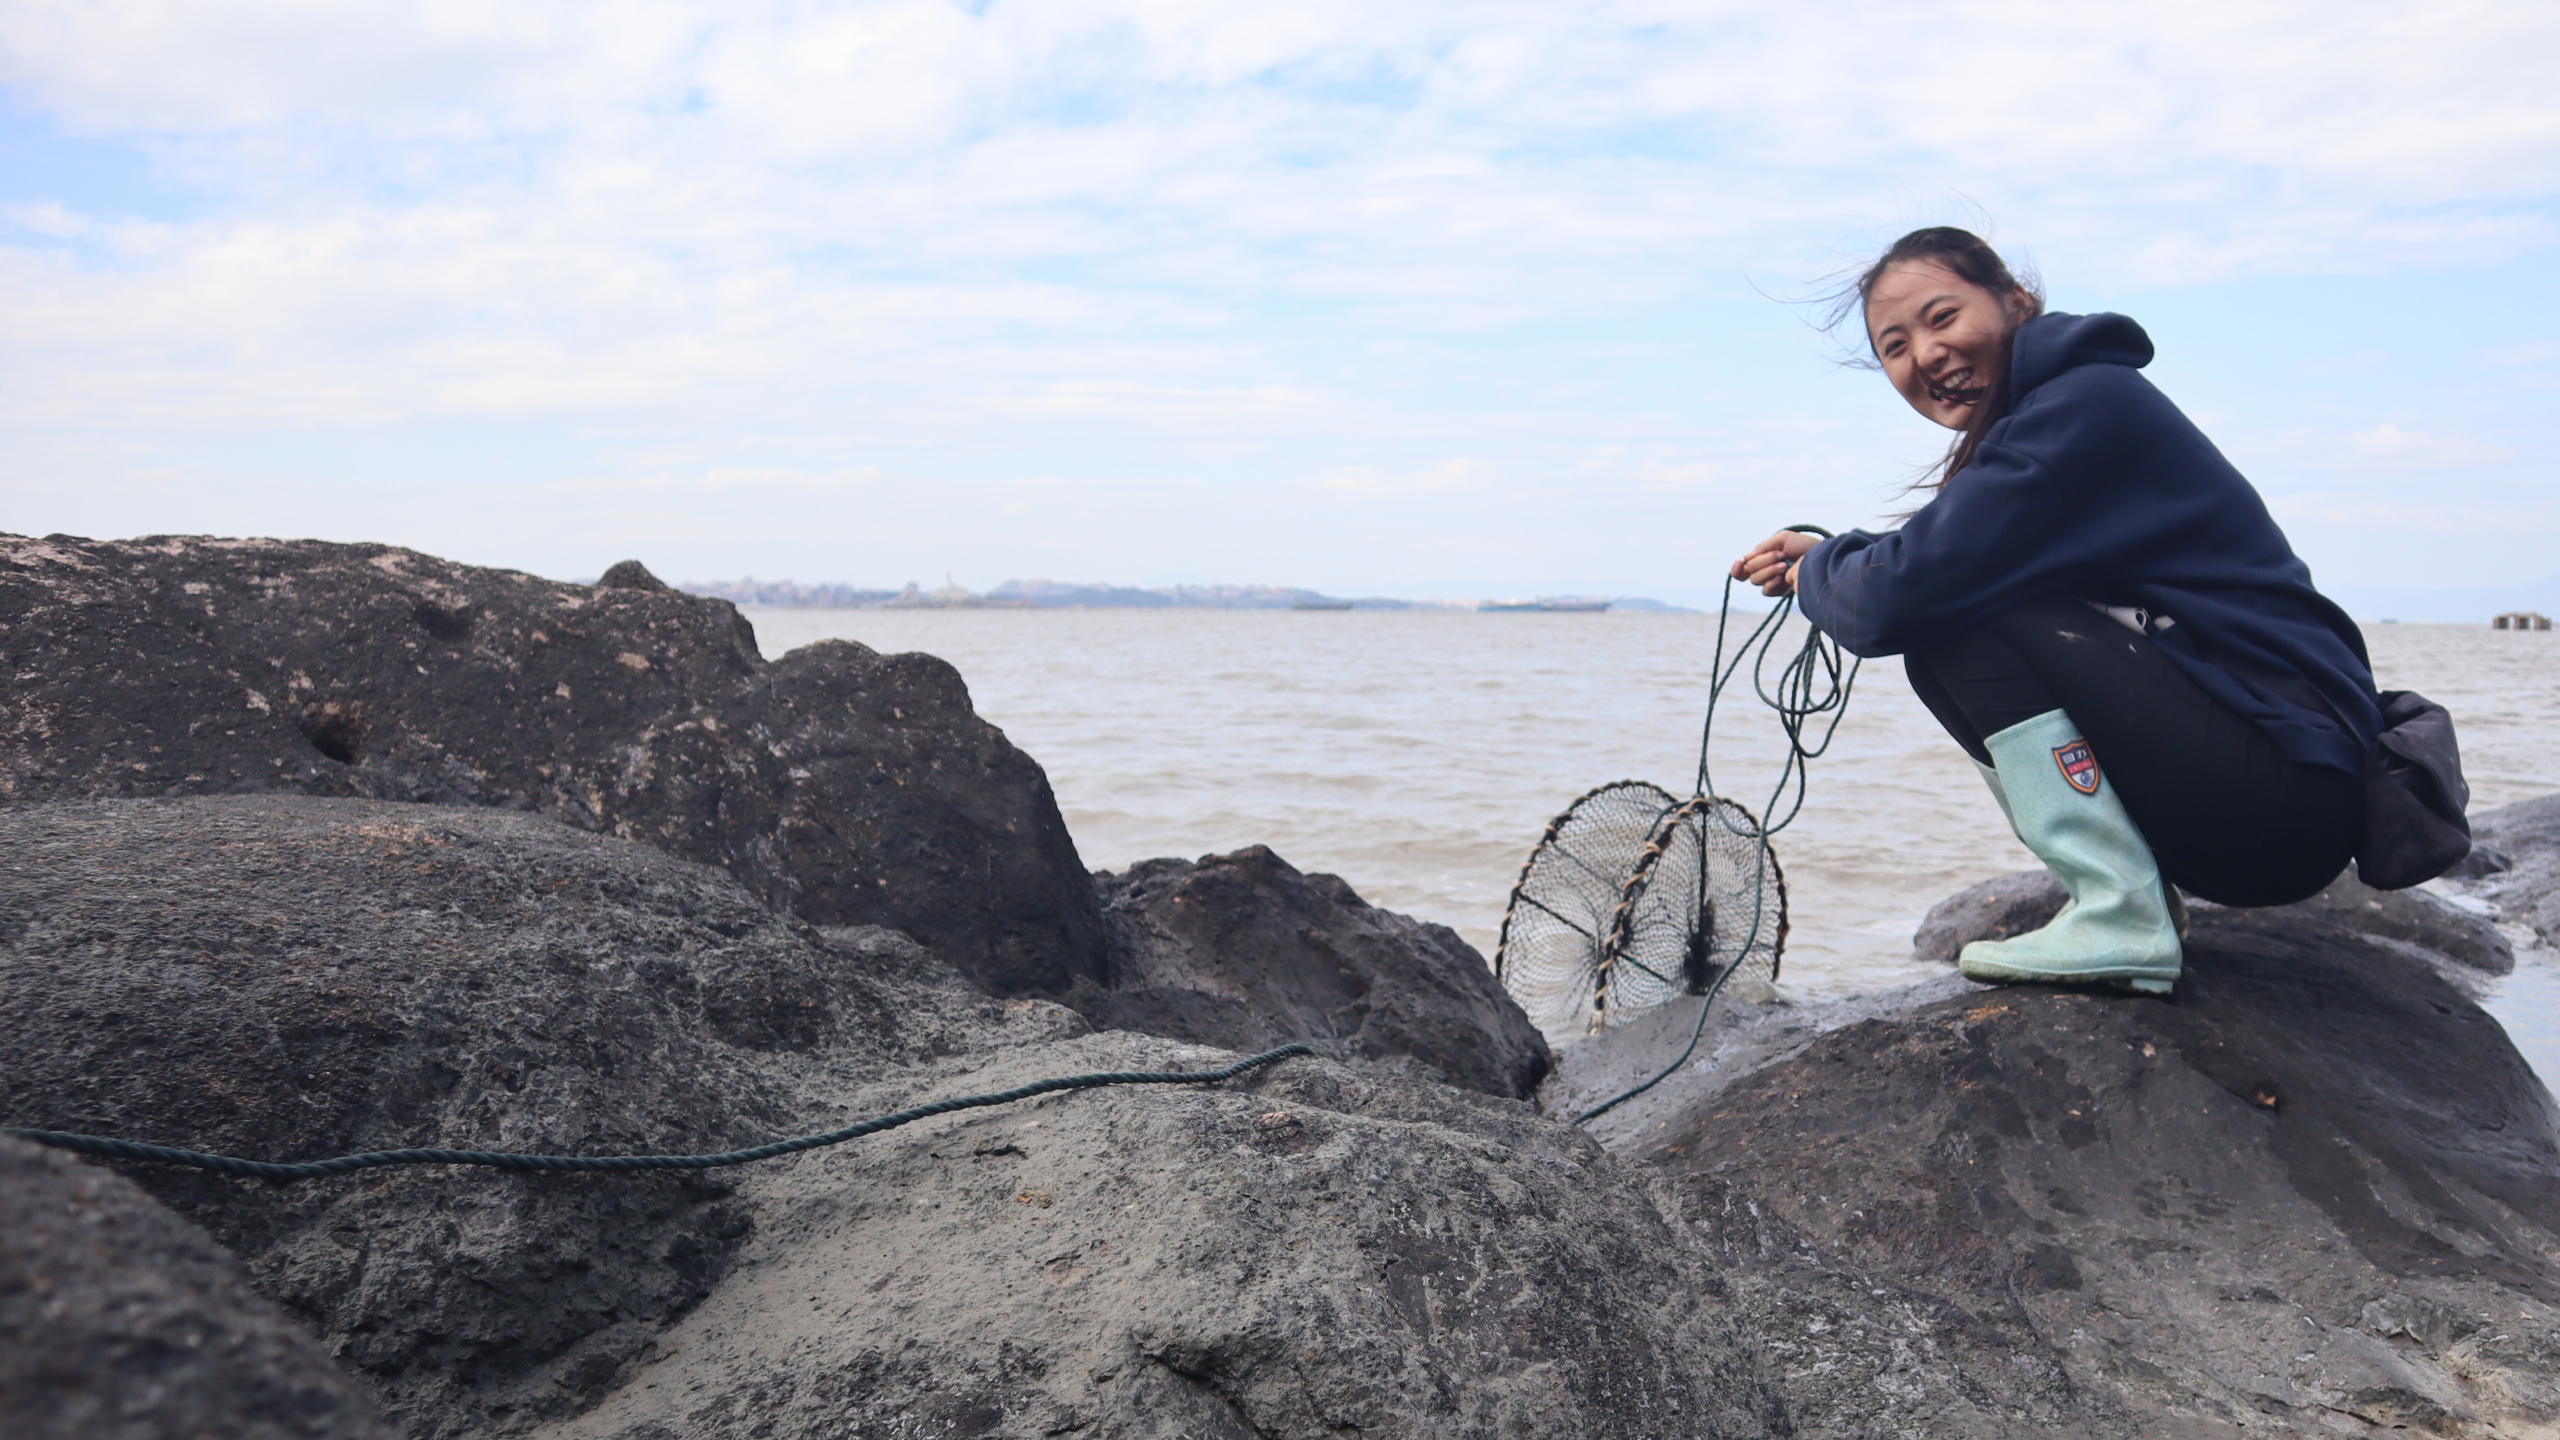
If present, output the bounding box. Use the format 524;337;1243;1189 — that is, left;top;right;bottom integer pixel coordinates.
4;1;2554;614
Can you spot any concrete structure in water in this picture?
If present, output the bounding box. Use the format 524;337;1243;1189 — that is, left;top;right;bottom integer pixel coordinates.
2493;610;2553;630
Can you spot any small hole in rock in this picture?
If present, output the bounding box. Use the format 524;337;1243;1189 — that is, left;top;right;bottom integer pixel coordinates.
412;600;476;642
300;702;367;765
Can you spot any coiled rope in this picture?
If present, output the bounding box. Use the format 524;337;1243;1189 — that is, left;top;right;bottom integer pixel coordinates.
1575;527;1859;1124
4;1044;1314;1185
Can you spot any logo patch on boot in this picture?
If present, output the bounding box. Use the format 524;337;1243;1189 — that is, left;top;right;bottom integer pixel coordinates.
2053;739;2101;795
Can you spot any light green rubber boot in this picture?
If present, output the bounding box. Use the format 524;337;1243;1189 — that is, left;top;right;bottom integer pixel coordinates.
1960;709;2183;994
1974;756;2187;940
1974;757;2009;818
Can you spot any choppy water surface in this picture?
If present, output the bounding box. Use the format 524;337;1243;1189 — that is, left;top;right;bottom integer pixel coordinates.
749;608;2560;1073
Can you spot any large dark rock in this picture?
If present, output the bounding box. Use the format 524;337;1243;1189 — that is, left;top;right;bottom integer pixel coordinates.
0;795;1049;1438
528;1035;1785;1440
1910;868;2065;964
1072;846;1552;1099
2470;793;2560;946
1640;906;2560;1437
0;534;1107;995
1;797;1771;1438
0;1135;395;1440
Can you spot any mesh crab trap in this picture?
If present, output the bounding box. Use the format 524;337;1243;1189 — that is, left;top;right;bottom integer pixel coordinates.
1491;537;1859;1122
1492;783;1785;1039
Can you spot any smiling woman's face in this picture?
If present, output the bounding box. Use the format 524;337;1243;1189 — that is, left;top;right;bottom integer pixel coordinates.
1864;259;2028;431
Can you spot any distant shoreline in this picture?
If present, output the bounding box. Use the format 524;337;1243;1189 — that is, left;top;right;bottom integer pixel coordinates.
683;576;1698;613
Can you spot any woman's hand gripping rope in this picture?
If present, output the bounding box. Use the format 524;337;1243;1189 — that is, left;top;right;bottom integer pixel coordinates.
1730;529;1825;598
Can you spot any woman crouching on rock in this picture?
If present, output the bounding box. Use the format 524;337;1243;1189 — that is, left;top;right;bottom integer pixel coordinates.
1733;226;2380;995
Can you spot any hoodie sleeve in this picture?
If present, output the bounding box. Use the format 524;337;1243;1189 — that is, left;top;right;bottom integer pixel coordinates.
1794;365;2169;657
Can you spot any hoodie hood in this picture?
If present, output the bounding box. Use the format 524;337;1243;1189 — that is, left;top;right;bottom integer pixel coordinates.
2011;311;2155;396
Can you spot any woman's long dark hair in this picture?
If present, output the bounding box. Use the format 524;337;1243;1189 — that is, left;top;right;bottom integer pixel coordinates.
1832;227;2044;488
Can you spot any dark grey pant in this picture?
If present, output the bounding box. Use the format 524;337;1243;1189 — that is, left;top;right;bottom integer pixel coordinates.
1902;596;2361;907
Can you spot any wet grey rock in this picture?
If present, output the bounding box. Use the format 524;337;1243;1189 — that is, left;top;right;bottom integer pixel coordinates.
0;533;1107;995
2445;842;2512;878
1636;905;2560;1438
0;795;1045;1439
2284;867;2511;973
529;1035;1785;1440
0;1135;395;1440
2359;1292;2469;1352
1074;846;1552;1099
2470;793;2560;946
1536;976;1980;1149
1910;868;2065;964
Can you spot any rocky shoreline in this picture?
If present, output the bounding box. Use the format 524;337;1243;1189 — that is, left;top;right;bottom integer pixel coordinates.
5;533;2558;1439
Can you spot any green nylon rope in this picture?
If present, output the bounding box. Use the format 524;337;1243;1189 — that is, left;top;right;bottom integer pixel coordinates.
13;535;1857;1162
5;1044;1315;1185
1573;524;1859;1125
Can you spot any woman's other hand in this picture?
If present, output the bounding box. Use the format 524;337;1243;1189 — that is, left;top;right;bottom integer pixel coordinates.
1730;530;1822;597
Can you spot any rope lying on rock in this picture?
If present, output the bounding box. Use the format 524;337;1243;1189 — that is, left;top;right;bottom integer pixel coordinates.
4;1043;1316;1185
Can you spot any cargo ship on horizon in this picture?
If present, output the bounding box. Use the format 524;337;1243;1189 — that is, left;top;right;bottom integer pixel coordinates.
1477;596;1611;613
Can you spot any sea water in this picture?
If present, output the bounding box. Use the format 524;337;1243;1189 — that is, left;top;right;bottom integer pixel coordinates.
745;607;2560;1077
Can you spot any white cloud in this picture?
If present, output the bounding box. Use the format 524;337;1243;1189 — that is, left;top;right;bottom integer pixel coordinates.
1017;379;1324;425
2479;340;2560;369
1315;457;1486;497
702;464;880;491
0;0;2554;592
2348;422;2517;468
2269;495;2466;532
4;200;90;237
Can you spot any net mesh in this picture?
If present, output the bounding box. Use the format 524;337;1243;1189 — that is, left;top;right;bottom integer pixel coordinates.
1490;549;1854;1121
1494;782;1785;1038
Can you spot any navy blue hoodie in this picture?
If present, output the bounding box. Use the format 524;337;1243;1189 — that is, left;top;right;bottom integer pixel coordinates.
1794;311;2380;774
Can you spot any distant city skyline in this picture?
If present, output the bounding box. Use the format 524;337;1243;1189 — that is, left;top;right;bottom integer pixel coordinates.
5;3;2555;624
677;573;1670;612
672;570;2547;625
